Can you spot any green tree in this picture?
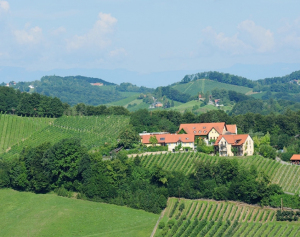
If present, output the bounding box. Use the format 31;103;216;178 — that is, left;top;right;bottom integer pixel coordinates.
43;138;89;190
149;135;158;147
118;126;140;149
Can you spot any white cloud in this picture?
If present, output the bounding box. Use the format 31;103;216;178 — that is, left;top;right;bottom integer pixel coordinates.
0;1;9;11
201;20;275;55
202;26;251;55
67;12;117;50
109;48;127;58
13;26;43;45
279;17;300;49
237;20;275;52
51;26;66;36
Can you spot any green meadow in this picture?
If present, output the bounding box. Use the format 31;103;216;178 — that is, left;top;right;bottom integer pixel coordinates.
0;189;158;237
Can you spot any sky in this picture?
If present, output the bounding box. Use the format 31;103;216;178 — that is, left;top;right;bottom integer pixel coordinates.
0;0;300;86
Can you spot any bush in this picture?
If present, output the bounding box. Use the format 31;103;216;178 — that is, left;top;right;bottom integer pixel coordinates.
167;219;175;228
179;203;185;211
55;187;72;198
158;221;165;229
259;144;276;159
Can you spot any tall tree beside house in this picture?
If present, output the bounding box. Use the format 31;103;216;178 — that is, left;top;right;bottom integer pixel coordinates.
118;126;140;149
149;135;158;147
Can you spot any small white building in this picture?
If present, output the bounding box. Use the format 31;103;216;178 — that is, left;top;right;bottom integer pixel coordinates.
28;85;34;89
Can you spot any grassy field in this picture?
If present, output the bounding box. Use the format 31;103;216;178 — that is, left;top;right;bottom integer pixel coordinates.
2;115;130;158
106;93;140;106
154;197;300;237
168;100;233;113
0;114;55;154
139;153;300;194
0;189;158;237
172;79;252;96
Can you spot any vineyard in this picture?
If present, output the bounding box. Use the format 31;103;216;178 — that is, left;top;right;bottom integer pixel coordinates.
139;152;300;194
154;198;300;237
0;114;55;154
2;115;130;157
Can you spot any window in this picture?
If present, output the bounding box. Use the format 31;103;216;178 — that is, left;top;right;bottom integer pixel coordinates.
199;130;201;133
160;138;165;141
194;131;196;133
203;126;206;129
204;130;207;133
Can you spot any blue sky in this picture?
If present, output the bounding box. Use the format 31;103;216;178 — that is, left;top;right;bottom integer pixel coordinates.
0;0;300;86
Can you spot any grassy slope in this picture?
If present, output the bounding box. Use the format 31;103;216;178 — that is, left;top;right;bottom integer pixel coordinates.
0;114;55;154
106;93;140;106
154;197;299;237
0;189;158;237
140;153;300;194
2;115;130;159
168;100;233;113
172;79;252;96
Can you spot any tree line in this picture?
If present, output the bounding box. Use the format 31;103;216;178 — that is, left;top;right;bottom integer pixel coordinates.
0;86;64;117
1;138;296;214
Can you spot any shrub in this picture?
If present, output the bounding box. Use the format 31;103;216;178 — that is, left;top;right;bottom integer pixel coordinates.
158;221;165;229
55;187;72;198
179;203;185;211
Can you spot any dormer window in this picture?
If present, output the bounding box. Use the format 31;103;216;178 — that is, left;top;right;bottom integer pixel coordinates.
193;131;196;134
193;127;196;129
199;130;201;134
203;126;206;129
204;130;207;133
160;138;165;141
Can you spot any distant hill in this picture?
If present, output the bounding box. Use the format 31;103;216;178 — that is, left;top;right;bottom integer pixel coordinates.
172;79;252;96
9;76;153;106
176;70;300;95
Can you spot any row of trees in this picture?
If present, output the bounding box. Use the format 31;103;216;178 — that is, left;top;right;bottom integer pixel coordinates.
0;86;64;117
1;138;295;213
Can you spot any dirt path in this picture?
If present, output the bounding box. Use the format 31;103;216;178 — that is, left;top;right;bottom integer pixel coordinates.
150;208;166;237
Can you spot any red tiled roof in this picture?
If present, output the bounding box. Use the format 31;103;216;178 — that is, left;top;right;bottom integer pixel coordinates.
290;154;300;161
178;122;225;136
226;124;237;134
141;134;194;144
92;83;103;86
214;134;249;146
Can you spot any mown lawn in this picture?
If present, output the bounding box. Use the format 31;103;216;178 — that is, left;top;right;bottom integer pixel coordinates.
0;189;158;237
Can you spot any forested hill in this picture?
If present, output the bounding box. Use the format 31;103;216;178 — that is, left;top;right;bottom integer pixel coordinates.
177;70;300;94
3;75;155;106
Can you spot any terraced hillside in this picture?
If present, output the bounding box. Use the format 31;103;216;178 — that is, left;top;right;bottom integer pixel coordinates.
140;153;300;194
0;114;55;154
172;79;252;96
0;189;158;237
3;115;130;157
154;198;300;237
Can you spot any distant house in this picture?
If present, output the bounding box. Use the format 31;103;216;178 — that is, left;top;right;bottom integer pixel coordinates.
28;85;34;89
290;154;300;165
5;83;9;87
90;83;103;86
141;133;194;152
155;102;163;108
214;134;254;156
